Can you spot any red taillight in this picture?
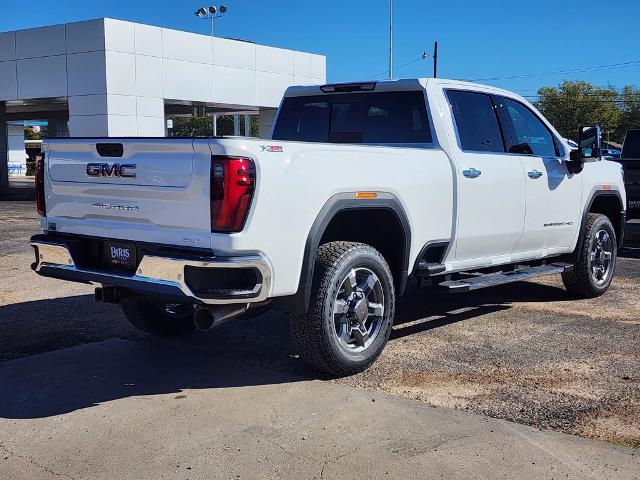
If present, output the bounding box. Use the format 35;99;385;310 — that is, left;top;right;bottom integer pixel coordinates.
35;153;46;216
210;156;255;233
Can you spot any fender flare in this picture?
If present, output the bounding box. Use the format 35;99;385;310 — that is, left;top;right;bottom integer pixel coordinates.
273;192;412;313
574;189;626;255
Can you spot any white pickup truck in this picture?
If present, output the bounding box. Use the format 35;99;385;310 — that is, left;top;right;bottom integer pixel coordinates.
31;79;626;375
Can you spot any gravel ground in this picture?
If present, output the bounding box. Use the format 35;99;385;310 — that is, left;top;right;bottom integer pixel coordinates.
1;201;639;448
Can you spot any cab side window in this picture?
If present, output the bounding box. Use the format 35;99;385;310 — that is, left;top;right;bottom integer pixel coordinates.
447;90;505;153
502;98;558;157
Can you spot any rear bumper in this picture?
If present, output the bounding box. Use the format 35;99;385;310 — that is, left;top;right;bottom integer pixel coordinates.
31;237;272;305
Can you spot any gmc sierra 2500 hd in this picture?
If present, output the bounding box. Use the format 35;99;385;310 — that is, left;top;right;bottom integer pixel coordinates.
31;79;626;375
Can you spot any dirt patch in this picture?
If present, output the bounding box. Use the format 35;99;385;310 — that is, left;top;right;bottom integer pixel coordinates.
338;253;640;447
579;404;640;447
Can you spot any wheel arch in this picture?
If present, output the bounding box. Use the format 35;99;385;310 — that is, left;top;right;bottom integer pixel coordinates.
584;190;626;248
273;192;411;313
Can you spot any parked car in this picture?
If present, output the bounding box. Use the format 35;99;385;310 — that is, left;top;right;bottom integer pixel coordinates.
31;79;626;375
602;148;621;159
618;129;640;218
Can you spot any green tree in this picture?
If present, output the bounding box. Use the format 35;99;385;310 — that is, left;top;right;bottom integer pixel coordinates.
216;115;235;136
618;85;640;141
534;81;621;141
168;115;259;137
168;117;213;137
251;114;260;137
24;126;47;140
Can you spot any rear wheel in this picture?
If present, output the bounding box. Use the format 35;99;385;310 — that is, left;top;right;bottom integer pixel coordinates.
562;213;617;298
121;295;196;336
289;241;396;376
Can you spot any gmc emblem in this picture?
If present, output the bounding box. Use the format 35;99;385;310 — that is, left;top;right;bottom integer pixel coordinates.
86;163;137;178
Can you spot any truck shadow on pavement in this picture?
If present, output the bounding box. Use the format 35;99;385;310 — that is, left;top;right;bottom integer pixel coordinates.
391;281;569;340
0;280;571;419
619;220;640;258
0;336;308;420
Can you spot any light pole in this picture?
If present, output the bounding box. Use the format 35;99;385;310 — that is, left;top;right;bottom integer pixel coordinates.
388;0;393;79
195;5;229;136
195;5;228;38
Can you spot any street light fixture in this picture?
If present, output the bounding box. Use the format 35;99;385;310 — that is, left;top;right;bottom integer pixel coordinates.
194;4;229;37
193;5;230;137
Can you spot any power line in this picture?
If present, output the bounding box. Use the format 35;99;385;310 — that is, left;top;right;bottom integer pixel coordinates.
522;90;640;97
517;85;640;94
470;59;640;82
523;93;640;99
523;96;640;101
524;96;640;101
362;53;431;81
527;100;640;108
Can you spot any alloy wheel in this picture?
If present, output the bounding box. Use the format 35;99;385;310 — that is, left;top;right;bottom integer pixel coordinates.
590;229;614;286
333;268;385;354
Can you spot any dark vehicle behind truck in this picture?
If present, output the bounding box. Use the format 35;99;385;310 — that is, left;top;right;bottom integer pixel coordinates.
620;129;640;219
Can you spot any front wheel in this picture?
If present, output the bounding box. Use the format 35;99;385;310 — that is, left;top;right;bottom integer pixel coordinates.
289;241;396;376
121;295;196;336
562;213;617;298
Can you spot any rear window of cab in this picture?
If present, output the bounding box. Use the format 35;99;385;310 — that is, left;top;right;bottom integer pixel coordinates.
272;91;432;145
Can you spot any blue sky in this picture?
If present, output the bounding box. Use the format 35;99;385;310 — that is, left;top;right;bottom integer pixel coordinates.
2;0;639;96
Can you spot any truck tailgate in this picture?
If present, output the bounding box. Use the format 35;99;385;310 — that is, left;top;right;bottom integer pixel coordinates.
43;139;213;249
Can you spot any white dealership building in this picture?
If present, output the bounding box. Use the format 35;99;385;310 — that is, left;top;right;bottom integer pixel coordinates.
0;18;326;193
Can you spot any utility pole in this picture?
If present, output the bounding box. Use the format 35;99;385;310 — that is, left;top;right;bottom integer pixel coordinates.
433;41;438;78
388;0;393;79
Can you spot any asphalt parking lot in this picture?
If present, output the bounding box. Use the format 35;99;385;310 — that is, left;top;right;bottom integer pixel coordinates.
1;201;638;479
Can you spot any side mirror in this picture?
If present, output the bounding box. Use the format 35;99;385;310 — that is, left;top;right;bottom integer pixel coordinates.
570;124;602;161
568;124;602;174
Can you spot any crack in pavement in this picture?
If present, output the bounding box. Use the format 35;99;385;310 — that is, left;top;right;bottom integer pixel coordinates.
258;433;317;464
319;445;359;478
0;442;77;480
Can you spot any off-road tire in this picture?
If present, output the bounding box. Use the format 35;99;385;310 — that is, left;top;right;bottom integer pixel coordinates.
562;213;617;298
121;295;196;336
289;241;396;376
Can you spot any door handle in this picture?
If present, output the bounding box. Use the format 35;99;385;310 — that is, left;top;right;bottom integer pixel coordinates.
528;169;543;179
463;168;482;179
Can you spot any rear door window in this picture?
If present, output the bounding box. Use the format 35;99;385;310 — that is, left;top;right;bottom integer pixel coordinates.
446;90;505;153
272;91;432;144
